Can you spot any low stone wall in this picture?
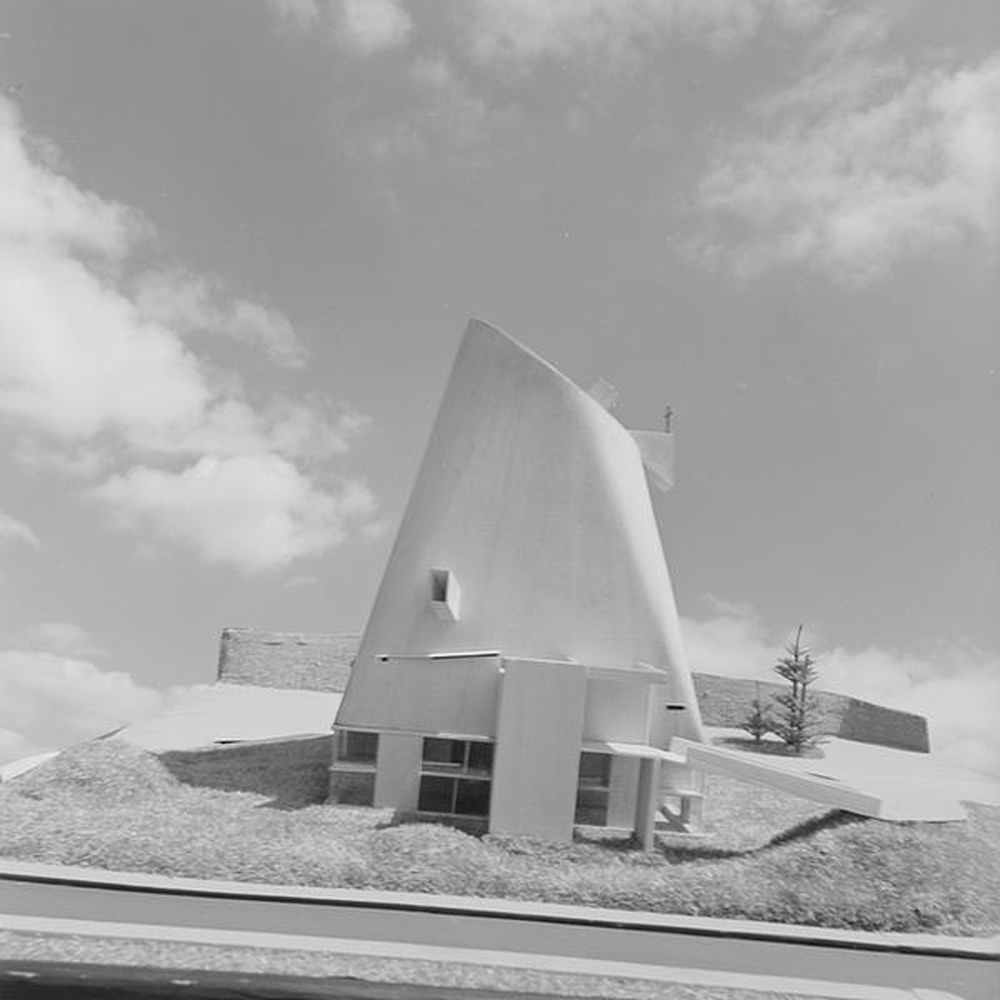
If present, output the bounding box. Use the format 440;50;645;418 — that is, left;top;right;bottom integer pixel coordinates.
838;697;930;753
692;673;929;753
217;628;357;692
216;629;929;753
159;734;334;808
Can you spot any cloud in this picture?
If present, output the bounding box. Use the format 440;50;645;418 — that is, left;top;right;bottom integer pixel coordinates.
337;0;412;54
0;97;138;259
695;30;1000;282
267;0;827;167
95;454;376;573
267;0;323;34
0;511;38;549
0;650;162;763
134;268;306;369
455;0;826;66
0;246;211;443
3;621;104;658
681;601;1000;777
0;94;379;571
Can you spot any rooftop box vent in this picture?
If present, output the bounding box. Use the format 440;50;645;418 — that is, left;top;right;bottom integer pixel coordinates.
430;568;461;622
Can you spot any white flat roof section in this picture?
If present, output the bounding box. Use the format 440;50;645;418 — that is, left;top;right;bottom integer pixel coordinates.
118;684;342;752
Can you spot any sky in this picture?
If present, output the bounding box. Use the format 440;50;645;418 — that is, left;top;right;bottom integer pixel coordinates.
0;1;998;777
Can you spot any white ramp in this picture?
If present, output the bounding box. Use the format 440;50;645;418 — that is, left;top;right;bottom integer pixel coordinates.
670;738;968;822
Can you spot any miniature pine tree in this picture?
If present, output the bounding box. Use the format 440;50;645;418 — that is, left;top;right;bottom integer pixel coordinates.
741;681;773;745
770;625;824;754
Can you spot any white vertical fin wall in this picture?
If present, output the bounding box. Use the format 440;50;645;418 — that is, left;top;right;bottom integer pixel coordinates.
336;319;703;747
490;658;587;840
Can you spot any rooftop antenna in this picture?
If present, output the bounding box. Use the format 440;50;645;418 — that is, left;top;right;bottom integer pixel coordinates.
662;406;673;433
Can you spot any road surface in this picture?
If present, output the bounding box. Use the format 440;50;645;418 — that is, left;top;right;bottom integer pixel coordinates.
0;875;996;999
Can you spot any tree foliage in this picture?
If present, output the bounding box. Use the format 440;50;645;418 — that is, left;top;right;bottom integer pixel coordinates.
741;681;773;745
770;625;824;754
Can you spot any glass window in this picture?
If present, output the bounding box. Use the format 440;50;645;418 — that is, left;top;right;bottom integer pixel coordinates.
578;751;611;788
417;775;455;813
575;787;609;826
417;738;493;817
466;741;494;775
337;730;378;763
454;778;490;816
422;737;465;768
331;770;375;806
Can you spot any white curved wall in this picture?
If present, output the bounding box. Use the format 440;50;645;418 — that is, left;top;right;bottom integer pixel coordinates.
337;319;703;747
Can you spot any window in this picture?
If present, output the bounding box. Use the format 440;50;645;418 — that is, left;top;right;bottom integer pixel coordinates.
429;568;461;621
330;729;379;807
417;737;493;817
575;751;611;826
336;729;378;764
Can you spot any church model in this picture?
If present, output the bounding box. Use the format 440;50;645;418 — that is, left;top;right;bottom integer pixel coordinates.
330;320;704;847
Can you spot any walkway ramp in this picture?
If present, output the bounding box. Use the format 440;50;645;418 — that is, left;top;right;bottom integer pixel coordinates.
670;738;968;822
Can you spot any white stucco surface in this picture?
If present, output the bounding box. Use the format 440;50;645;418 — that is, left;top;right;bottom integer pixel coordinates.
338;319;703;744
680;730;1000;820
490;658;588;840
117;683;341;751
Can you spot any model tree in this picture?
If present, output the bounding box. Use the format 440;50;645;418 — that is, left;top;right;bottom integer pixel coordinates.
741;681;773;745
771;625;824;754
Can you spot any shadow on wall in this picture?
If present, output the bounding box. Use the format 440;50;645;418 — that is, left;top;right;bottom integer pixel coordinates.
158;734;334;810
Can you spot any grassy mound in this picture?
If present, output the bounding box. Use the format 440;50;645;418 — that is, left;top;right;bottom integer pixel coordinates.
11;738;181;804
1;737;997;935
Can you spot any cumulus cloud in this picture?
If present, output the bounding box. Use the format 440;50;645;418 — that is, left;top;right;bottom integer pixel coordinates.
4;621;104;658
0;98;138;259
267;0;828;166
338;0;412;54
681;600;1000;777
96;454;376;574
0;511;38;549
456;0;826;66
0;650;162;763
134;268;306;369
268;0;323;34
695;20;1000;282
0;94;378;571
0;247;211;442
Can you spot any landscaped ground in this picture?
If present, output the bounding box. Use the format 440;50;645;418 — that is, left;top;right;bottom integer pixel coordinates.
1;738;997;936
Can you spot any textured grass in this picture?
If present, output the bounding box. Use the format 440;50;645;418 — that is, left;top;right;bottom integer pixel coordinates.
1;738;997;935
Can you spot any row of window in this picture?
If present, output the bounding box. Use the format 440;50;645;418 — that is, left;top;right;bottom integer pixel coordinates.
330;732;613;825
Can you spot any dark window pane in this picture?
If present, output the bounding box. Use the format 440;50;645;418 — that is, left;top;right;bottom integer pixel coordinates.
418;775;455;813
578;752;611;787
467;741;494;775
339;730;378;763
454;779;491;817
422;737;464;768
430;569;449;602
575;787;609;825
331;770;375;806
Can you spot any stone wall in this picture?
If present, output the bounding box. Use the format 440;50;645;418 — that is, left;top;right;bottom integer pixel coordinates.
692;673;929;753
217;628;357;692
216;629;929;753
838;697;930;753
